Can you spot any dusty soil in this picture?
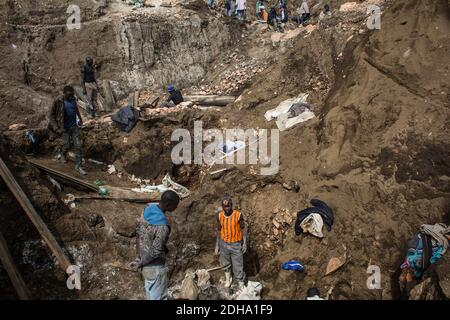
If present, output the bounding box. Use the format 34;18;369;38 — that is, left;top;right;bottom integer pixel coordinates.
0;0;449;300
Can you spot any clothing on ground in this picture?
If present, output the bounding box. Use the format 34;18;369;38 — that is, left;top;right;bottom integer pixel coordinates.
136;216;171;267
219;238;246;282
400;232;445;278
61;126;82;167
420;223;449;254
218;140;245;154
295;199;334;236
281;260;304;271
235;281;263;300
307;295;325;300
111;105;140;133
63;97;78;129
299;213;324;238
288;102;315;118
142;265;168;300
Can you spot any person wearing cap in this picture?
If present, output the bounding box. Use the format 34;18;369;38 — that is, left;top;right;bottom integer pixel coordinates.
49;85;86;175
80;56;99;118
319;4;331;21
215;196;248;288
160;84;184;108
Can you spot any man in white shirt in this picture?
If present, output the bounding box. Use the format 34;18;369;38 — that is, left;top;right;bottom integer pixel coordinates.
297;0;311;24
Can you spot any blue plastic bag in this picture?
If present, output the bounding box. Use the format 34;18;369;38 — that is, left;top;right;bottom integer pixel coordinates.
281;260;304;272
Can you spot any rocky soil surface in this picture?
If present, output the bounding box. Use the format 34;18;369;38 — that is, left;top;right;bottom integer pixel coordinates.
0;0;449;300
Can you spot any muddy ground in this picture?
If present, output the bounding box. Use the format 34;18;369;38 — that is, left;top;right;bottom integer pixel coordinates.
0;0;449;300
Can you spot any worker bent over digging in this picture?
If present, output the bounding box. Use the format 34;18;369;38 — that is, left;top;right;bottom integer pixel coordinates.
215;196;248;289
48;85;86;175
160;84;184;108
130;190;180;300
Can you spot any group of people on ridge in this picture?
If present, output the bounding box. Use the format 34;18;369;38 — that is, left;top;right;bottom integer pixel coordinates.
254;0;330;31
48;56;184;176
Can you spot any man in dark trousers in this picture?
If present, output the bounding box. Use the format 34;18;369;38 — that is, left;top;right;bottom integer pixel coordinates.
48;85;86;175
130;190;180;300
160;84;184;108
81;56;99;118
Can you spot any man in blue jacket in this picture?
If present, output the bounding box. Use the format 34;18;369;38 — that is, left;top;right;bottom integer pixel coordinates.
49;85;86;175
131;190;180;300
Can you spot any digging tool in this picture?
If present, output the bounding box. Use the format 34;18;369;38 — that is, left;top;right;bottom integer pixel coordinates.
210;168;230;175
205;264;231;273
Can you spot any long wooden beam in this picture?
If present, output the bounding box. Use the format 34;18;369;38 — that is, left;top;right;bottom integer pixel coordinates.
0;157;72;272
184;95;237;106
74;185;161;203
0;231;31;300
28;159;98;192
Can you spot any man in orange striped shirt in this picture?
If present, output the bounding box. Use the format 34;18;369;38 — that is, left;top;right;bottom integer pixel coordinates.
215;196;248;288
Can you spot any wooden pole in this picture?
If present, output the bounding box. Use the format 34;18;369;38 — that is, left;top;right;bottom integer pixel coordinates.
0;232;32;300
184;95;236;106
0;157;72;272
27;159;98;192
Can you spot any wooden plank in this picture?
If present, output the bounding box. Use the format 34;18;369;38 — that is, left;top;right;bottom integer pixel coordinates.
0;231;32;300
0;157;72;272
27;159;98;192
74;185;161;203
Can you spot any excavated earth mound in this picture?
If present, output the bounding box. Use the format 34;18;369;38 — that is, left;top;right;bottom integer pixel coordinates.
0;0;449;300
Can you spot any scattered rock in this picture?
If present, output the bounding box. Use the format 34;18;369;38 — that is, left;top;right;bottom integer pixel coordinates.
179;270;199;300
86;213;104;228
325;257;345;275
409;277;440;300
282;180;300;192
272;219;281;229
8;123;27;131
